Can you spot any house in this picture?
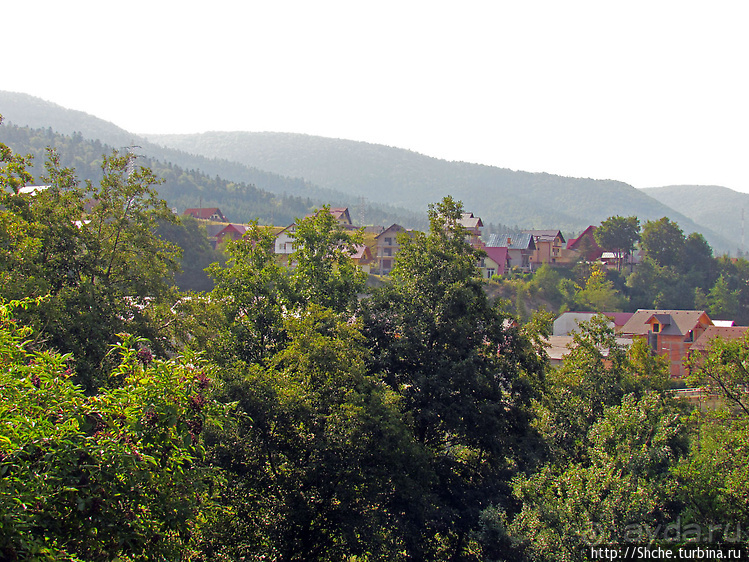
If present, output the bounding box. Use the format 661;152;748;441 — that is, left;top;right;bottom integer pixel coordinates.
183;207;227;222
620;309;714;379
553;311;634;336
481;246;509;279
565;225;602;262
349;244;374;273
215;224;250;245
375;224;412;275
545;335;633;367
690;325;748;353
687;325;749;388
275;224;297;255
457;212;484;249
487;233;536;271
523;229;566;266
304;207;354;228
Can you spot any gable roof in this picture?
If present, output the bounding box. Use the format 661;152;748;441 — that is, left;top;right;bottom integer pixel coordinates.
553;311;634;336
484;246;509;275
216;224;250;237
184;207;227;222
621;309;712;337
566;225;598;249
458;212;483;229
690;325;749;352
524;229;566;244
305;207;352;225
349;244;373;261
375;223;410;239
487;233;536;250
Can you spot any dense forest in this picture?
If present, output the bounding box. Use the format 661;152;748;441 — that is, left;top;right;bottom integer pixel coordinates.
145;131;734;253
0;120;428;230
1;125;748;561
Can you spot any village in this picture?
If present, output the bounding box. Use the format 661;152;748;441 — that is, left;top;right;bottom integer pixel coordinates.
184;205;745;396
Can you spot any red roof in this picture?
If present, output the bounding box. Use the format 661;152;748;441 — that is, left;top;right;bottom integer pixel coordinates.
484;246;509;275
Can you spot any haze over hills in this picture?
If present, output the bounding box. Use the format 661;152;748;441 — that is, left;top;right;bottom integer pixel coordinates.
0;90;736;253
145;131;733;252
0;91;425;228
643;185;748;253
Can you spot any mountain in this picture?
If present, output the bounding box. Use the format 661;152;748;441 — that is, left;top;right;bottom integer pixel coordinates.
0;91;426;229
145;131;733;252
0;91;733;252
642;185;748;253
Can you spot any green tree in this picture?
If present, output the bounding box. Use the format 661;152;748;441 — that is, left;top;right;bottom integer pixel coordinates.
289;206;366;313
0;147;182;390
0;298;225;561
510;392;688;561
640;217;685;268
573;263;625;312
681;232;714;285
361;196;548;559
202;306;427;560
707;274;740;321
594;215;640;271
207;222;291;366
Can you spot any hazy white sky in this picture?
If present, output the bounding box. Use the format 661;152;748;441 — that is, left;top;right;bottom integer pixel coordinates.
4;1;749;191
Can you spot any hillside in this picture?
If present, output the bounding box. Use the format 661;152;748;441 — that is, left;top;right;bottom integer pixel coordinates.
642;185;747;253
1;90;733;251
0;91;426;229
145;131;733;252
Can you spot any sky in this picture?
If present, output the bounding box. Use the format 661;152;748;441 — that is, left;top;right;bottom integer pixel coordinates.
4;1;749;191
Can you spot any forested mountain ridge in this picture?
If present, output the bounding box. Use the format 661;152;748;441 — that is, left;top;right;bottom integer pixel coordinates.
643;184;748;252
145;130;733;252
0;90;733;251
0;91;426;228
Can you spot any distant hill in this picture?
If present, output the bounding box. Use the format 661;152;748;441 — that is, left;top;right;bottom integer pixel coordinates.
642;185;748;253
1;90;733;252
0;91;426;229
144;131;733;252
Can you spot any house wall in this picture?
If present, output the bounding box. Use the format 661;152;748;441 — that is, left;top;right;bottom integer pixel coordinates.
275;232;295;254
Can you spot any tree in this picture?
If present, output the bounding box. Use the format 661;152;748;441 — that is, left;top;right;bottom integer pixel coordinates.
510;393;688;561
681;232;714;284
0;147;182;390
707;274;740;321
573;263;625;312
361;196;549;559
289;206;366;313
207;222;291;366
640;217;685;268
594;216;640;271
201;305;427;560
0;298;225;561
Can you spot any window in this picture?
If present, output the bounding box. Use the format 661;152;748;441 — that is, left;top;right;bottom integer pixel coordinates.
652;323;660;333
486;268;495;278
384;237;392;246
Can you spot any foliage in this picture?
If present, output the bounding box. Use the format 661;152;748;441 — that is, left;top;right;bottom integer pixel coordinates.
289;206;367;313
201;306;427;561
641;217;686;268
0;144;185;390
155;215;226;292
594;215;640;271
361;197;548;559
0;299;224;561
511;392;687;561
687;332;749;416
206;222;291;366
573;264;624;312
